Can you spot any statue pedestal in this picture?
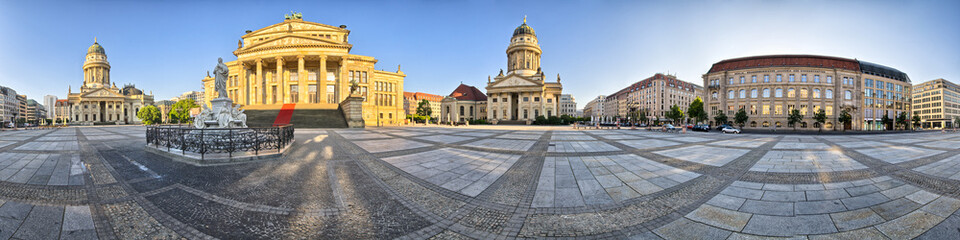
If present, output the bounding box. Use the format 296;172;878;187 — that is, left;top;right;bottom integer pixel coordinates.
209;97;233;110
340;95;365;128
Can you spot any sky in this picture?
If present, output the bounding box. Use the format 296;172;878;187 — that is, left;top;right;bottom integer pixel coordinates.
1;0;958;110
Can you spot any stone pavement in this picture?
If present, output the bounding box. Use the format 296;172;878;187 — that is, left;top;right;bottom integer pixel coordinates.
2;125;960;239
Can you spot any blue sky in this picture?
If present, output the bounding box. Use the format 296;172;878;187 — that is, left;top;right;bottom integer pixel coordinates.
1;0;958;109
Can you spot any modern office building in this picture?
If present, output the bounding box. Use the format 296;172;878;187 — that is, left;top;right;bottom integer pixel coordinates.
0;86;18;125
912;78;960;129
703;55;911;130
558;94;577;117
44;95;57;119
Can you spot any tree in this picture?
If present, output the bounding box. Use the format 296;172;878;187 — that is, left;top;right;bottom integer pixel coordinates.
788;109;803;131
714;111;728;126
896;112;908;131
169;99;199;124
838;109;852;132
665;105;685;125
416;100;432;117
687;97;707;124
912;115;922;130
881;114;892;131
813;109;827;133
637;109;648;125
734;108;749;129
137;105;162;125
955;116;960;130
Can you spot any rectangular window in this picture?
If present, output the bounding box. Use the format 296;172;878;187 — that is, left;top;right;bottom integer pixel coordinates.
762;105;770;115
814;75;820;83
290;70;298;81
764;75;770;83
752;76;757;83
362;71;368;83
308;70;318;81
801;105;808;115
523;97;529;102
826;76;832;83
290;85;299;103
534;97;540;102
775;105;783;115
326;85;336;103
801;74;807;82
740;76;745;84
308;84;318;103
776;74;782;82
547;99;552;103
826;106;833;116
789;75;795;82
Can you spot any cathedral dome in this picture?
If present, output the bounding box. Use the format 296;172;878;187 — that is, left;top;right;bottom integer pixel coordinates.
88;41;105;55
513;20;535;37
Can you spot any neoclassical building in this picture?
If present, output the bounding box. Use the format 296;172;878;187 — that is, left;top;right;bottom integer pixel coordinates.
66;39;154;124
703;55;911;131
440;84;487;123
202;14;405;126
485;18;563;124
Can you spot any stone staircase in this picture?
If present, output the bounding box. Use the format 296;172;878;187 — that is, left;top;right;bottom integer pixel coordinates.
244;109;348;128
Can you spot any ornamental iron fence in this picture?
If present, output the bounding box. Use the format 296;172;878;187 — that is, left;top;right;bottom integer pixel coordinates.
146;124;294;159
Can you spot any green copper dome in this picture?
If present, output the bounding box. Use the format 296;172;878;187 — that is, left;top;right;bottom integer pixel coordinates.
88;41;105;55
513;22;535;37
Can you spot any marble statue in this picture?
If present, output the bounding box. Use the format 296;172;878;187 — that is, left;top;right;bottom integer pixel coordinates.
214;57;229;99
192;58;249;129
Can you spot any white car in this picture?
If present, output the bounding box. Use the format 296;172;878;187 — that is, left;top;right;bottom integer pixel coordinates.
721;126;741;134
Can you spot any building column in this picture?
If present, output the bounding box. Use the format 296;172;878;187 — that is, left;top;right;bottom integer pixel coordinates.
297;55;305;103
240;62;248;105
256;58;263;104
276;56;284;104
319;56;328;103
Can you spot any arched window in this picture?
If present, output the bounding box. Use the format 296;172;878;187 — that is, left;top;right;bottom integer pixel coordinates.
762;88;770;98
845;90;853;100
800;88;809;98
788;88;796;98
459;106;464;115
729;90;735;99
775;88;783;97
739;89;746;98
762;121;770;127
825;89;834;99
712;92;718;99
750;121;757;127
751;89;758;98
470;106;474;116
813;88;821;98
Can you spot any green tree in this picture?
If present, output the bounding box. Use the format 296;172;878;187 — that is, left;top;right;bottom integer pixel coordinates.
637;109;648;125
137;105;162;125
734;108;749;129
813;109;827;133
665;105;684;125
714;111;728;126
881;114;892;131
955;116;960;130
788;109;803;131
169;99;199;124
416;100;432;118
896;112;908;130
838;109;852;132
912;115;922;130
687;97;706;124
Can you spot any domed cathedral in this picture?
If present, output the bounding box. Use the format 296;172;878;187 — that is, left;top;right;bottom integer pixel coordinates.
485;17;563;124
202;13;406;127
66;38;154;125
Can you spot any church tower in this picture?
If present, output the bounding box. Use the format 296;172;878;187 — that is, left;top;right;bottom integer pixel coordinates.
506;17;541;76
82;38;110;90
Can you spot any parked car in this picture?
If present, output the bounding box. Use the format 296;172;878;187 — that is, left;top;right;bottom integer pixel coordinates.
692;124;711;132
721;126;741;134
716;124;732;131
663;124;678;130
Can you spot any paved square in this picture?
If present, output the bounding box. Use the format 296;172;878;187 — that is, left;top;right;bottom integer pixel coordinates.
751;150;867;173
381;148;519;196
2;126;959;239
654;145;749;166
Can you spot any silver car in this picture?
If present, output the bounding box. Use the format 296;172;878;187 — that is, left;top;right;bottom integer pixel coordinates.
721;126;741;134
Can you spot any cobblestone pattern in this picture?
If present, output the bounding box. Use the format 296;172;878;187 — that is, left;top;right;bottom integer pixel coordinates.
4;126;960;239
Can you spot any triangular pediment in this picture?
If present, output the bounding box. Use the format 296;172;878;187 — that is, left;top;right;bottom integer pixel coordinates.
248;21;346;36
245;35;346;51
490;75;542;88
80;88;124;98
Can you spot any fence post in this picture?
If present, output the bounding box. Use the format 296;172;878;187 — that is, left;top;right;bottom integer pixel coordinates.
228;128;233;158
180;128;185;155
200;129;205;161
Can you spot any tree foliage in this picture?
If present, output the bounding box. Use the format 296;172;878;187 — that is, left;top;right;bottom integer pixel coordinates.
912;115;922;130
415;99;432;117
137;105;162;125
687;97;707;124
788;109;803;131
734;108;749;129
896;112;908;130
813;109;827;133
838;109;852;132
169;99;199;124
714;111;728;126
665;105;684;125
881;114;892;131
